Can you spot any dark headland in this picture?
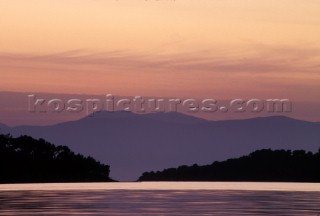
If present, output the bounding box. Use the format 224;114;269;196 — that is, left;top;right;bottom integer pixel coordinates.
139;149;320;182
0;134;113;183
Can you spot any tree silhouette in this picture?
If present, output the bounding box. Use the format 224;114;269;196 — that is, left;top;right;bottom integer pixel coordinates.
0;134;113;183
139;148;320;182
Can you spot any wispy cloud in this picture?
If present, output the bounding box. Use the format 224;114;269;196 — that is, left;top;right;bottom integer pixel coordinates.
1;44;320;74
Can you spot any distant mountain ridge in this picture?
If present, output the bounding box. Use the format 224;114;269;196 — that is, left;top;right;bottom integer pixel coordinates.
0;123;9;130
1;112;320;181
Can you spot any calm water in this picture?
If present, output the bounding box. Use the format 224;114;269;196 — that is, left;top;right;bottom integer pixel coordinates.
0;182;320;215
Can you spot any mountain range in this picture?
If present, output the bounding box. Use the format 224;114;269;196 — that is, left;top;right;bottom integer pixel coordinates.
1;112;319;181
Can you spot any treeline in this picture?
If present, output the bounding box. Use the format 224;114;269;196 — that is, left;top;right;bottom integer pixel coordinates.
0;134;113;183
139;149;320;182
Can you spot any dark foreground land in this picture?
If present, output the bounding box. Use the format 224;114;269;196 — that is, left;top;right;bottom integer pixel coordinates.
0;134;113;183
1;133;320;183
139;148;320;182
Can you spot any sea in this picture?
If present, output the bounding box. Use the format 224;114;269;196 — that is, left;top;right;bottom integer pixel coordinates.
0;182;319;215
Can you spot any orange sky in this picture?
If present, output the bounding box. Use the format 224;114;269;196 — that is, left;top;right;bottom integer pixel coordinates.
0;0;320;102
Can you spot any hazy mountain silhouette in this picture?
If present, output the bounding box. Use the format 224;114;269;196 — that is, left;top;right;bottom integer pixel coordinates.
3;112;320;181
0;123;9;132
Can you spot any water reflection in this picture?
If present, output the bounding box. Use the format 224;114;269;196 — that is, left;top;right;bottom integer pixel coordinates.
1;189;320;215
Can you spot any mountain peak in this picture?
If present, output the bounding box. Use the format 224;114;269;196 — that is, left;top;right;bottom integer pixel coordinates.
89;111;207;124
0;123;8;128
8;113;320;181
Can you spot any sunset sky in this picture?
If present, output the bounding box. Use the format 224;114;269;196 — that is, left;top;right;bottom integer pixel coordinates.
0;0;320;122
